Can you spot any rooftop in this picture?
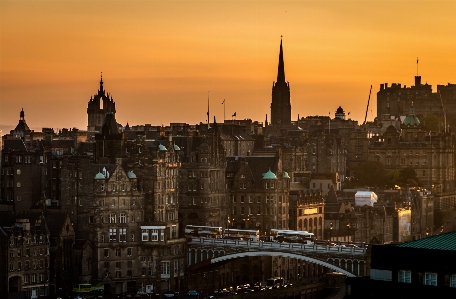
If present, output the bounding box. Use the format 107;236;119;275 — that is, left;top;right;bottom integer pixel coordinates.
394;231;456;251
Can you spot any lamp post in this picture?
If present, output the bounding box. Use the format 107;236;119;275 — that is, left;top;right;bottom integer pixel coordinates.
329;222;333;241
346;222;350;242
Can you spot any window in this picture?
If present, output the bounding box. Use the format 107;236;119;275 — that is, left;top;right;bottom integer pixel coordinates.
115;271;121;278
17;169;21;175
240;196;244;203
115;248;121;257
116;261;121;268
451;274;456;288
142;229;149;241
9;262;14;271
24;274;29;284
127;248;132;257
120;213;126;223
17;262;21;271
109;228;117;242
31;274;36;283
119;229;126;242
17;182;21;188
424;272;437;286
240;182;246;189
104;249;109;257
161;261;170;275
104;262;109;269
109;213;116;223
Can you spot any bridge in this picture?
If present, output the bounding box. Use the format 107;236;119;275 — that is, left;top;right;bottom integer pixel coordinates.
187;238;368;277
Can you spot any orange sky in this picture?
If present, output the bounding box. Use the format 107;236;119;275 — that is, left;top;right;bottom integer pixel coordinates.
1;1;455;132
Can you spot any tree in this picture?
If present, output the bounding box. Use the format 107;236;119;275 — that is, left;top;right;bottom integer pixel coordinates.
353;161;386;188
399;167;420;186
384;170;400;188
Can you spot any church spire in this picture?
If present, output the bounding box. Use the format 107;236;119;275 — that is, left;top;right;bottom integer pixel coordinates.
277;37;286;84
99;72;104;93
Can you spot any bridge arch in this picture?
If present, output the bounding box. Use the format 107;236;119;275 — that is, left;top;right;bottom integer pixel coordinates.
209;251;356;277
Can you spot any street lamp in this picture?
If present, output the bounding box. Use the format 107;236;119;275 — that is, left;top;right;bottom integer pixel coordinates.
346;222;350;242
329;222;333;241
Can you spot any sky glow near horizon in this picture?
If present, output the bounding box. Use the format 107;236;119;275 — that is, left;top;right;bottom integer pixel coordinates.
1;1;455;132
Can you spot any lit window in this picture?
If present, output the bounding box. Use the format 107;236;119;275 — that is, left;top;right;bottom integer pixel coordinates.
450;274;456;288
424;272;437;286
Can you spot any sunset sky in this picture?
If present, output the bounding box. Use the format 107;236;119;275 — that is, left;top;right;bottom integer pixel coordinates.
1;1;455;132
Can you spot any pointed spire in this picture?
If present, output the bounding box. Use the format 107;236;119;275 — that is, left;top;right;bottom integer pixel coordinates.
20;108;24;120
277;36;286;83
99;72;104;93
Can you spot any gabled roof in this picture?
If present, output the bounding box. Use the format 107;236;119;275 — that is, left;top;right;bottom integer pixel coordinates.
394;231;456;251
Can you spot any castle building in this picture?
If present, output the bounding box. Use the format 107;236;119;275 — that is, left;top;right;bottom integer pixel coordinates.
270;39;291;125
377;76;456;124
87;75;116;133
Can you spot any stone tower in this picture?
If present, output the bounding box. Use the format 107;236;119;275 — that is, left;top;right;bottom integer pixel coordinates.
270;38;291;125
87;74;116;132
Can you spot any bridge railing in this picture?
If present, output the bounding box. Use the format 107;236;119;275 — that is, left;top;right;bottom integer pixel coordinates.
188;237;366;254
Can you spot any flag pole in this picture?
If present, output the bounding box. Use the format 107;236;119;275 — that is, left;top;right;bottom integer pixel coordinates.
207;91;210;129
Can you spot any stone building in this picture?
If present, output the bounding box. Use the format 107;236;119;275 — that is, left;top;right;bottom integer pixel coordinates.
174;122;227;232
0;214;51;299
87;75;116;133
377;75;456;124
225;154;290;232
288;186;324;240
368;104;455;192
270;38;291;125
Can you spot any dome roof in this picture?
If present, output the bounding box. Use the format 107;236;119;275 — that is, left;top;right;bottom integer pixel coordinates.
127;171;137;179
283;172;290;179
403;115;420;126
174;144;181;151
94;172;106;179
262;168;277;179
158;144;167;151
403;102;420;126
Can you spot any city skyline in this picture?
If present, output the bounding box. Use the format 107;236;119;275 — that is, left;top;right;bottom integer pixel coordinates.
1;1;455;131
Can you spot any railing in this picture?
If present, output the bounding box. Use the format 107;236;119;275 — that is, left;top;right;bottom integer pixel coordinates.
188;237;366;254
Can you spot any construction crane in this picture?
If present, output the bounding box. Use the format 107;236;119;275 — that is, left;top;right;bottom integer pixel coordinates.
364;85;373;125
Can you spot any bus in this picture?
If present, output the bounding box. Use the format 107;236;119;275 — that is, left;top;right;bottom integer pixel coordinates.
184;225;223;238
271;230;314;245
266;277;284;288
72;283;104;298
223;229;260;241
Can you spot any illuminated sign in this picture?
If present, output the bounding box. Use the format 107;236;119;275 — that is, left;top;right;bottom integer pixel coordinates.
304;208;318;215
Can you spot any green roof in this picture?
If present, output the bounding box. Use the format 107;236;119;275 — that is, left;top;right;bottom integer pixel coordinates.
158;144;167;151
403;114;420;126
394;232;456;251
127;171;137;179
262;168;277;179
94;172;105;179
284;172;290;179
174;144;181;151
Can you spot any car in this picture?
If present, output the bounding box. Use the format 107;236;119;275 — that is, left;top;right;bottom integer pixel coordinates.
345;244;360;248
163;291;176;298
187;290;200;296
326;242;339;247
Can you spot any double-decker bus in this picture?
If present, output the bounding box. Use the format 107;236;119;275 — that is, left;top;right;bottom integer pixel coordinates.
184;225;223;238
223;229;260;241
